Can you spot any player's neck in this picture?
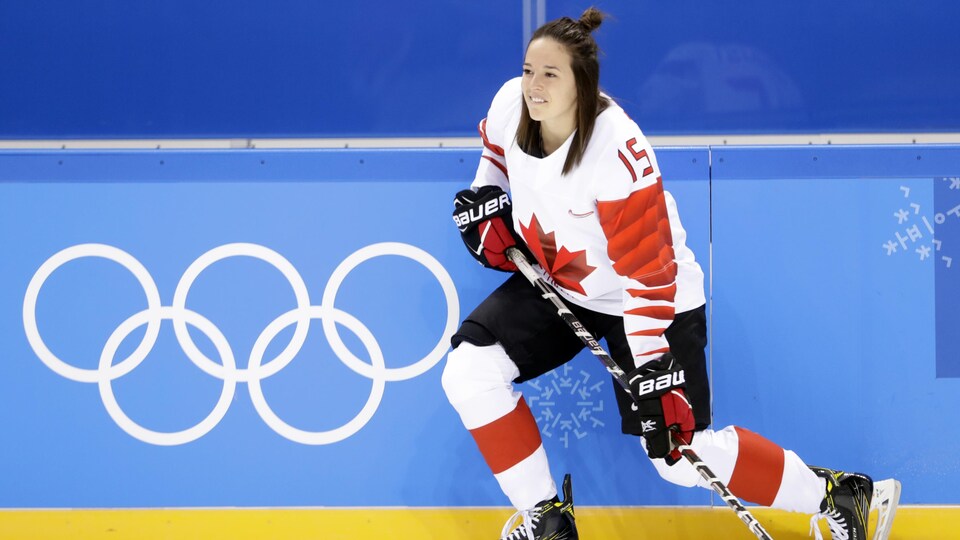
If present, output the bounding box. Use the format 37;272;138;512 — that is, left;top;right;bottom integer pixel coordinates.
540;117;576;156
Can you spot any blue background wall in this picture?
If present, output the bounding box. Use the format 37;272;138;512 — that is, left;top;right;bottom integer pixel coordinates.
2;0;958;138
1;0;958;513
1;146;958;508
710;146;960;505
0;148;711;508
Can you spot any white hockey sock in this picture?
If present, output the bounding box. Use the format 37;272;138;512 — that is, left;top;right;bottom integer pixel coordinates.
441;342;556;510
647;426;825;513
771;450;826;514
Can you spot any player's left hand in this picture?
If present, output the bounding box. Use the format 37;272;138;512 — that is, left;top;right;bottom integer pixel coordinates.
628;353;695;465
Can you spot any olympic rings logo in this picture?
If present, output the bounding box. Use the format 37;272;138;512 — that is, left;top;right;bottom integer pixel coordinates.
22;242;459;446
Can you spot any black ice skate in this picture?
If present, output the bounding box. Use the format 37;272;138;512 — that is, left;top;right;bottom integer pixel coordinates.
499;474;577;540
809;467;873;540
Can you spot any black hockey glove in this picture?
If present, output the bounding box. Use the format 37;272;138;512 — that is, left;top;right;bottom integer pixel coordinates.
452;185;527;272
627;353;695;465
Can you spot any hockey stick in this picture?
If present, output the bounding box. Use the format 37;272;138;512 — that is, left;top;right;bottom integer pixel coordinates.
505;247;775;540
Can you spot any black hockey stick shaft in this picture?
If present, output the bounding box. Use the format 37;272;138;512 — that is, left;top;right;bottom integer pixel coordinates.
506;248;774;540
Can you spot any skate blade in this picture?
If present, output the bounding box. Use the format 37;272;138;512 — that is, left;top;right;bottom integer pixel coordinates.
870;478;901;540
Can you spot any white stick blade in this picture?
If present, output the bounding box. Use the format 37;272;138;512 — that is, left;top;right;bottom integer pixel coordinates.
870;478;901;540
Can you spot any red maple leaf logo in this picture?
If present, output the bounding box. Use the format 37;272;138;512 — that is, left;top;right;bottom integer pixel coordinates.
519;214;596;295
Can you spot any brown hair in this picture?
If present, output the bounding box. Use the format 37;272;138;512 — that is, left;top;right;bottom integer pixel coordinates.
516;7;611;175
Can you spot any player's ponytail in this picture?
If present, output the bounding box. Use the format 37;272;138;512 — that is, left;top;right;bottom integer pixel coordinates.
517;7;611;175
578;6;604;33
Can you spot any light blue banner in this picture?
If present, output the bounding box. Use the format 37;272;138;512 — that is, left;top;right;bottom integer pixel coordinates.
712;146;960;504
5;147;955;507
0;148;710;508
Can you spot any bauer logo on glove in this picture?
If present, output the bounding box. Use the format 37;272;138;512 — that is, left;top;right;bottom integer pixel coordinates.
451;185;529;272
452;190;512;232
627;353;695;465
633;369;686;397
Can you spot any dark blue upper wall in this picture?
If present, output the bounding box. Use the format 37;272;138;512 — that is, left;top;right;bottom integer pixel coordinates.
565;0;960;135
1;0;957;138
0;0;521;138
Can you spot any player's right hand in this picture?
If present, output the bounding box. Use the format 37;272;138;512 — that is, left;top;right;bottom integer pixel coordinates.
451;185;525;272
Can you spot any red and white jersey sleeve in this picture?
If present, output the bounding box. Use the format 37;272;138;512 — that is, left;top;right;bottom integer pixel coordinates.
592;130;677;367
468;78;706;368
470;80;520;193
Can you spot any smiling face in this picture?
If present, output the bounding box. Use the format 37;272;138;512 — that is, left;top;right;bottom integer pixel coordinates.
521;37;578;135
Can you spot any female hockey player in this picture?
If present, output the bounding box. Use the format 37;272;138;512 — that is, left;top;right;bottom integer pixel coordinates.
442;7;884;540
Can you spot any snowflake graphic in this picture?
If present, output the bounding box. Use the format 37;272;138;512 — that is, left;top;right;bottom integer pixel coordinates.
883;179;959;269
524;364;606;448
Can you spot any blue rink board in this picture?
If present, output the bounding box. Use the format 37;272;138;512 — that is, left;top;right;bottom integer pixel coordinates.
3;146;957;507
0;148;711;508
711;146;960;505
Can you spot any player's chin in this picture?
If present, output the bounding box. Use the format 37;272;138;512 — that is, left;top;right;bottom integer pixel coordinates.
526;107;548;122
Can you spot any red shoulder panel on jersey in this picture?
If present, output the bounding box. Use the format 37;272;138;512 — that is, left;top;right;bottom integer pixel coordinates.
597;181;677;288
625;305;675;322
638;346;671;359
626;284;677;302
478;119;505;157
628;328;669;337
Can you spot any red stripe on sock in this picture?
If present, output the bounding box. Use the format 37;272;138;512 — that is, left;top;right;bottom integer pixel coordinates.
728;426;786;507
469;397;542;474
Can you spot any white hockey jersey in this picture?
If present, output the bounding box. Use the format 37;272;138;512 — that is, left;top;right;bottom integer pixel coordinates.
472;77;706;367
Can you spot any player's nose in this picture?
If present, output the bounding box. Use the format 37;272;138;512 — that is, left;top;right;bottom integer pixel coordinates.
529;72;546;89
